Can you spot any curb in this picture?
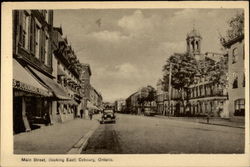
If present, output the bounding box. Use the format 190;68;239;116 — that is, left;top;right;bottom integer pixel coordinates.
198;122;245;129
155;115;245;129
67;123;99;154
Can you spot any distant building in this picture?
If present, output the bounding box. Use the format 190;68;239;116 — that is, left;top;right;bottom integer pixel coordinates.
125;92;140;114
79;63;92;111
157;28;228;117
89;86;103;111
222;35;245;119
125;86;157;115
114;99;126;113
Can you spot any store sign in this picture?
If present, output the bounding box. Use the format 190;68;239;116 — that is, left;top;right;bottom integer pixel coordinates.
13;79;50;96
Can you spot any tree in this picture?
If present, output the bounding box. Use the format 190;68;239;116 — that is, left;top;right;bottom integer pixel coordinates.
220;12;244;43
163;53;198;94
162;53;198;113
138;85;156;111
208;56;228;88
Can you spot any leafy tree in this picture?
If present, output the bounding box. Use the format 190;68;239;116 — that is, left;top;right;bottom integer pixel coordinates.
162;53;198;98
138;85;156;110
220;12;244;43
208;56;228;88
162;53;198;116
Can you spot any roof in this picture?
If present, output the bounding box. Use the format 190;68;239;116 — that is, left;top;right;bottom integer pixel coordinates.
187;28;201;38
53;26;63;35
81;63;92;76
222;34;244;48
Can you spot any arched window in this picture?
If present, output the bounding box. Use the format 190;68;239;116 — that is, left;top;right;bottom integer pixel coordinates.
196;41;199;50
242;73;245;87
234;99;245;116
232;73;238;89
191;40;195;50
232;47;238;64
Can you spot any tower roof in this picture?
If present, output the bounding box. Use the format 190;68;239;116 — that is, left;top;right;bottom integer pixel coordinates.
187;28;201;38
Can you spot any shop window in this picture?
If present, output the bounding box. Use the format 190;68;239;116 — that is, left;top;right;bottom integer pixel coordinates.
232;47;238;64
234;99;245;116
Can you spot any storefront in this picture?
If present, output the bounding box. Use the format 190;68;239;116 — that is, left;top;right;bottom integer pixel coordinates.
13;59;52;134
26;65;73;123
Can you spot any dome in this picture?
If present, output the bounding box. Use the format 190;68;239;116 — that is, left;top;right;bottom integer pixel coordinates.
187;28;201;38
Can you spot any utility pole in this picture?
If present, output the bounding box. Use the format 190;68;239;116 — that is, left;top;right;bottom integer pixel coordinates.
168;63;172;116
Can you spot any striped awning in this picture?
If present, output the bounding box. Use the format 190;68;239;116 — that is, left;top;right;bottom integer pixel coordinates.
87;101;99;110
13;59;52;97
27;65;71;100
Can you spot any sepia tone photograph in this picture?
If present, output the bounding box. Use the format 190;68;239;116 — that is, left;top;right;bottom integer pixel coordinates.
1;1;249;167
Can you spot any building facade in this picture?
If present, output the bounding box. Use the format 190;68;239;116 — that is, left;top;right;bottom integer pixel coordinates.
114;99;126;113
52;27;83;122
13;10;101;134
79;63;92;112
13;10;70;133
222;35;245;119
157;28;228;117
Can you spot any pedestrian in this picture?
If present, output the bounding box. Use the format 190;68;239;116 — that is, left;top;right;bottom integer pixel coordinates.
80;109;83;119
85;108;89;119
206;113;210;124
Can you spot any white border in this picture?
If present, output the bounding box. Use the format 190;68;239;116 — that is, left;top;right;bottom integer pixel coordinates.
1;1;249;167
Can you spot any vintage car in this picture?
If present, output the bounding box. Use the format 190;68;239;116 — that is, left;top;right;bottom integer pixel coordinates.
100;109;116;124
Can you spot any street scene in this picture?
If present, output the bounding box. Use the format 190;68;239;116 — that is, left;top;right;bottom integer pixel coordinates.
12;8;246;154
83;114;244;154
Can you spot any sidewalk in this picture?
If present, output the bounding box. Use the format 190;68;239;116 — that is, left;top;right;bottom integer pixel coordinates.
155;115;245;129
14;116;100;154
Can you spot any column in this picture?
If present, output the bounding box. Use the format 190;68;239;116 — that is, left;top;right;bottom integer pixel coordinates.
51;101;57;124
22;97;31;132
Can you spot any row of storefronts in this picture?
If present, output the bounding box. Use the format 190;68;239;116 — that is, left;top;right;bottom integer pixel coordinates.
13;10;103;134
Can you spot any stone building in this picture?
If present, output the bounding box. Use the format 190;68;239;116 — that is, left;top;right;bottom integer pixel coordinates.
79;63;92;111
222;34;245;120
114;99;126;113
13;10;70;133
52;27;83;122
88;86;103;112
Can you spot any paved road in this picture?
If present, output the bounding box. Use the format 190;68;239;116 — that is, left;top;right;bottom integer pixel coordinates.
82;114;244;154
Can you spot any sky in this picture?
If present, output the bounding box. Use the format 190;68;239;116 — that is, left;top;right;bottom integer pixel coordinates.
53;8;242;102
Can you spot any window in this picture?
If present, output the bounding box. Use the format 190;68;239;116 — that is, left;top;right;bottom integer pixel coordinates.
44;34;49;65
232;73;238;89
232;47;238;64
44;10;49;23
242;73;245;87
35;25;41;59
234;99;245;116
21;11;30;49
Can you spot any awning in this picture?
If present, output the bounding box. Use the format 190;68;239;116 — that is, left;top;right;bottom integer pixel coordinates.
13;59;52;97
58;99;78;105
27;66;71;100
87;101;99;110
